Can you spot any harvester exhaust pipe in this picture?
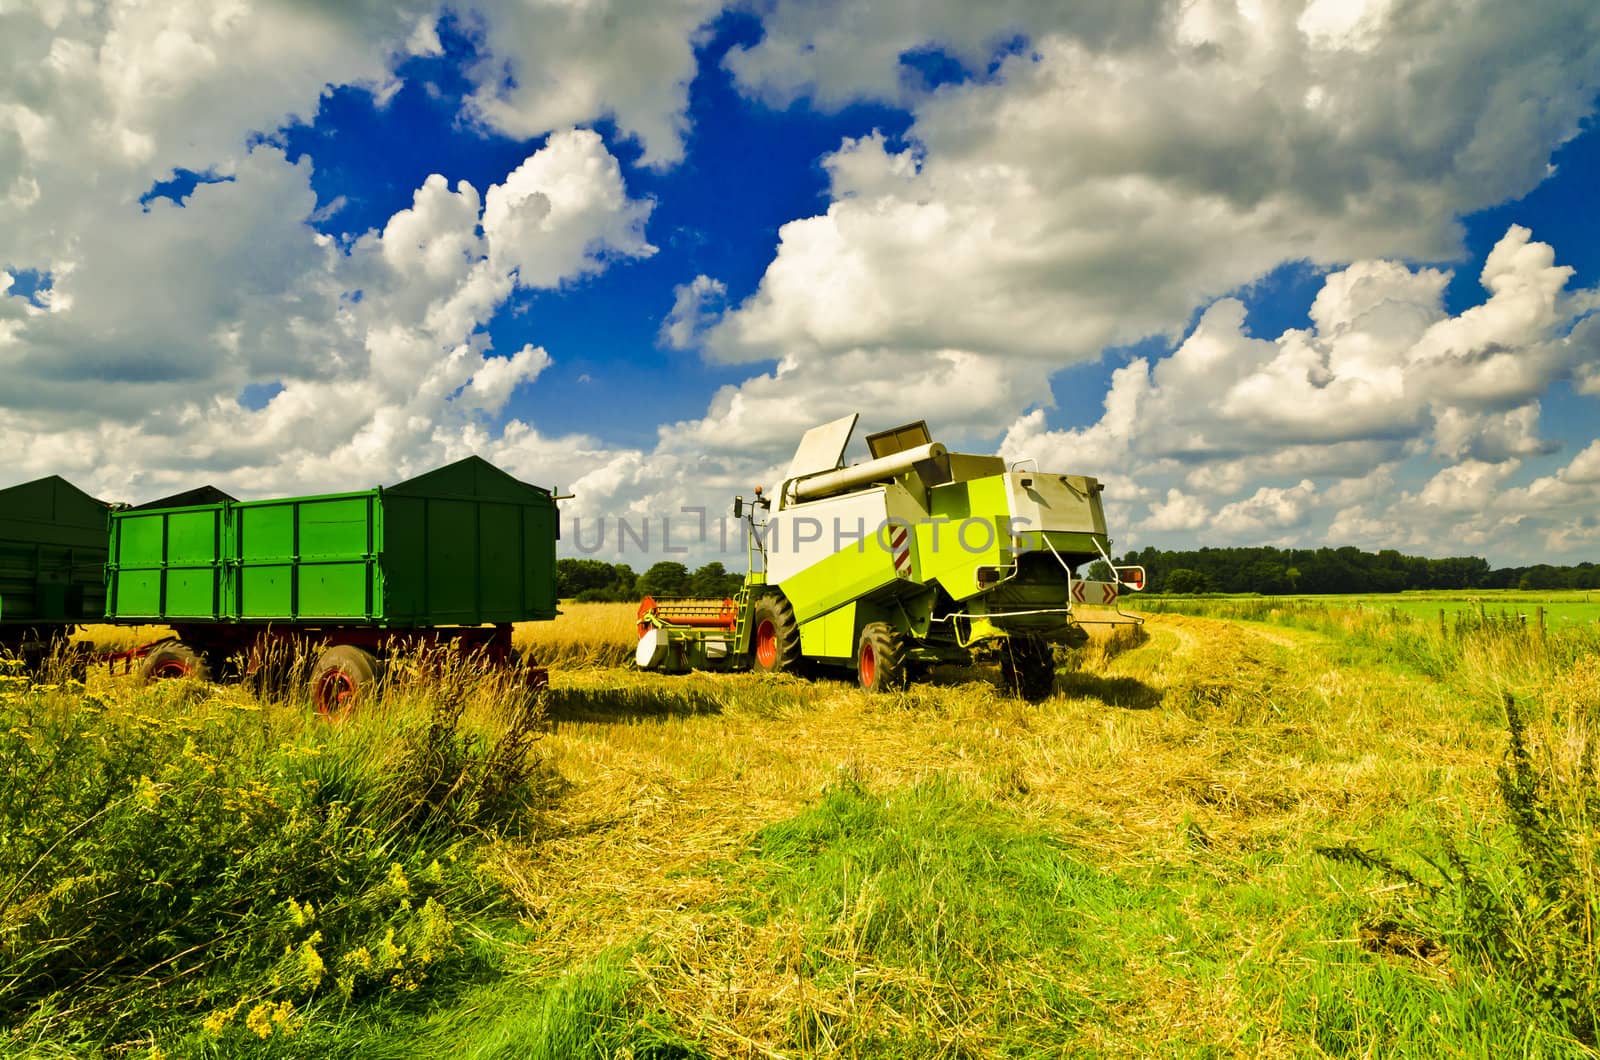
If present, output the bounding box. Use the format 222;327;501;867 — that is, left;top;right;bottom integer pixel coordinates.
788;442;948;503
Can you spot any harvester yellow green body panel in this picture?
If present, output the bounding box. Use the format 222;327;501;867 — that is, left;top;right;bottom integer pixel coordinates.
764;460;1117;657
763;416;1137;663
798;601;860;659
764;482;926;624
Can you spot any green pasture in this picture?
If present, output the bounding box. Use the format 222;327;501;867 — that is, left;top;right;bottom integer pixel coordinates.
1140;588;1600;626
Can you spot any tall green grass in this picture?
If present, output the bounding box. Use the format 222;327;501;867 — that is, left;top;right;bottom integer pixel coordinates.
740;775;1144;1054
1141;594;1600;693
0;649;549;1058
414;959;704;1060
1151;595;1600;1048
719;775;1584;1054
1321;691;1600;1050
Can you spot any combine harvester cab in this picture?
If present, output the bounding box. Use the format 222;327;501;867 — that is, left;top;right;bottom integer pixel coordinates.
637;414;1143;700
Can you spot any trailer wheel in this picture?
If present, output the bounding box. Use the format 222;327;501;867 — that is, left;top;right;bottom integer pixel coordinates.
139;640;210;685
750;594;802;675
311;645;384;715
1001;638;1055;702
857;622;908;693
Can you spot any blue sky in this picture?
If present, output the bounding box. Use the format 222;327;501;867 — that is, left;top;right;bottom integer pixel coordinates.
2;1;1598;566
263;11;919;446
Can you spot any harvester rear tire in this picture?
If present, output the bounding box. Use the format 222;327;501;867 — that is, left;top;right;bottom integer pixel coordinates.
311;644;384;716
139;640;210;685
857;623;908;694
750;594;802;675
1001;637;1055;703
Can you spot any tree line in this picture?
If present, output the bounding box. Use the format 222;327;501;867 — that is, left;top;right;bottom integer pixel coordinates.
556;558;744;602
1115;545;1600;594
560;547;1599;602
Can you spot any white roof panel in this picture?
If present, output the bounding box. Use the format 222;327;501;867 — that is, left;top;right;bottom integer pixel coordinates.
786;413;859;480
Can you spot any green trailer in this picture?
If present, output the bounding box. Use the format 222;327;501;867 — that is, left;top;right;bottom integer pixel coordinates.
0;475;110;664
107;456;560;710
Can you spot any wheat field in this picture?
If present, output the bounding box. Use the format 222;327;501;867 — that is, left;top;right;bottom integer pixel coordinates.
10;598;1600;1057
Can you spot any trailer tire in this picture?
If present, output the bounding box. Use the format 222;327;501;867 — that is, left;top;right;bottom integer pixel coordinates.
857;622;908;693
750;594;803;675
311;644;384;715
1001;637;1055;703
139;640;210;684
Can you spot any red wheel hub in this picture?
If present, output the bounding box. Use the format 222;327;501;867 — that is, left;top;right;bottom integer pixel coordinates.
755;619;777;669
149;660;191;680
315;670;358;714
859;644;876;689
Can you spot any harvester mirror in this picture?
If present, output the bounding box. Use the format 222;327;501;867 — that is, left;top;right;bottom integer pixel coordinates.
733;496;744;519
1116;566;1147;591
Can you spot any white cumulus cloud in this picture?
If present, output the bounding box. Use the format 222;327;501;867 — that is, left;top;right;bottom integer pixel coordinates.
707;0;1600;368
0;130;655;500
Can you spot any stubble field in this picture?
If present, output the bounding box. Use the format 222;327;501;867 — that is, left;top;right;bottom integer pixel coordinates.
5;595;1600;1057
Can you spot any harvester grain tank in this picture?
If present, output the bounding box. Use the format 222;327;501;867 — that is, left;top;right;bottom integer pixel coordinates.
636;415;1143;699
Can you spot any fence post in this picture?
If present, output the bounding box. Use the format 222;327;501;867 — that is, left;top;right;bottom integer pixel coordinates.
1536;605;1546;643
1439;608;1446;637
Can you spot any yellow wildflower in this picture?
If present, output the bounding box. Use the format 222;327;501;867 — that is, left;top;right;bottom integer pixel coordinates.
299;932;326;988
286;896;315;928
245;1002;276;1039
202;1000;243;1037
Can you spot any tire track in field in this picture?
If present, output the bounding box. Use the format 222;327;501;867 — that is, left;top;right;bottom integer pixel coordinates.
1140;612;1316;661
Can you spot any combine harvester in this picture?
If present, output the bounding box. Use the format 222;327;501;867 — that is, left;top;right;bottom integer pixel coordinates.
637;415;1143;699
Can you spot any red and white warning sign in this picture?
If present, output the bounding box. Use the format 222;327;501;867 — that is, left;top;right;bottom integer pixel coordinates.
1072;581;1119;605
890;524;912;578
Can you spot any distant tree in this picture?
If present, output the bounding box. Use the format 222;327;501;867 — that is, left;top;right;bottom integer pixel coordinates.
690;561;742;598
556;558;618;598
1085;559;1114;582
560;559;638;601
638;561;692;598
1099;545;1595;596
1519;565;1565;591
1244;560;1288;595
1164;568;1209;594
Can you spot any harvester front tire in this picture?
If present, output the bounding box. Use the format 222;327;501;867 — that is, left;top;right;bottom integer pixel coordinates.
1001;638;1055;703
311;644;384;716
857;623;908;694
139;640;210;685
750;594;802;675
